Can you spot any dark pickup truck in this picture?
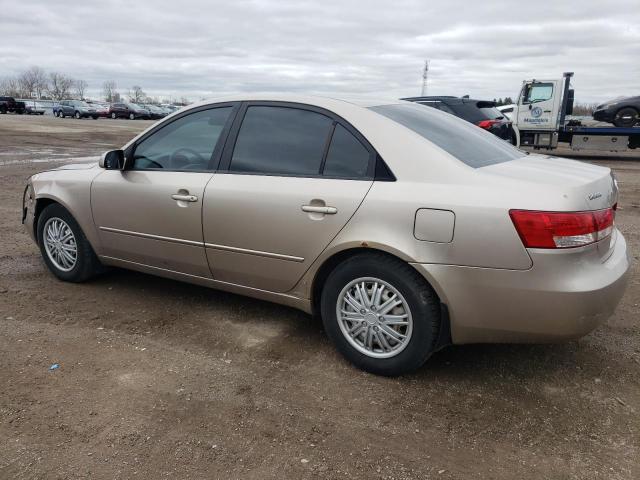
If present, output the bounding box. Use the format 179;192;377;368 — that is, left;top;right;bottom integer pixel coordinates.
0;96;26;114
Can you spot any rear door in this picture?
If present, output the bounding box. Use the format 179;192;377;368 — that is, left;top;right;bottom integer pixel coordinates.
202;102;375;292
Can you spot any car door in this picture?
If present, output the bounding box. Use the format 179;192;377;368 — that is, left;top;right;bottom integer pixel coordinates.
516;81;557;130
91;104;238;277
202;102;375;293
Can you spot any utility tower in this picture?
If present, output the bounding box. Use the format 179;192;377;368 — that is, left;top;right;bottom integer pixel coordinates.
421;60;429;96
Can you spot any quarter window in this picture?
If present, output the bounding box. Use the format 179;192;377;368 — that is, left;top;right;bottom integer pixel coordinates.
323;124;370;178
132;107;232;170
230;106;333;176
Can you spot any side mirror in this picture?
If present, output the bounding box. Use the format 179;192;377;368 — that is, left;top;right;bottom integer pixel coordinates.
565;89;575;115
100;149;125;170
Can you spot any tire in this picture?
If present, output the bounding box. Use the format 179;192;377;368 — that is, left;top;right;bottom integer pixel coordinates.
74;111;81;119
37;203;103;283
58;111;64;118
92;115;99;120
320;252;440;376
111;112;117;119
129;113;135;120
613;107;639;128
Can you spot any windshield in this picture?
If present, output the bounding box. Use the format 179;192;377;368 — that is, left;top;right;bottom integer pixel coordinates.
369;103;523;168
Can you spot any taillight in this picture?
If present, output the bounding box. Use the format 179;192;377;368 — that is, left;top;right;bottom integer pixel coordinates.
476;119;500;129
509;208;614;249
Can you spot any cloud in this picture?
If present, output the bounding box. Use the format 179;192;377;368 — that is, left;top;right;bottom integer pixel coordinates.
0;0;638;102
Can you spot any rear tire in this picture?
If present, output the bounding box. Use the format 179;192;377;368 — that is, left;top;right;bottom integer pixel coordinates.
321;252;440;376
613;107;639;128
129;113;135;120
37;204;103;283
74;111;81;119
111;112;117;119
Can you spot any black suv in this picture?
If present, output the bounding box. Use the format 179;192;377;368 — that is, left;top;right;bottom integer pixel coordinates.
402;96;513;142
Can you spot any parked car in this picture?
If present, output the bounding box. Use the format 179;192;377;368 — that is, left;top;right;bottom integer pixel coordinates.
22;96;629;376
57;100;99;119
108;102;150;119
0;96;26;114
142;104;168;119
24;100;46;115
403;96;514;142
87;101;110;117
592;96;640;127
496;103;516;120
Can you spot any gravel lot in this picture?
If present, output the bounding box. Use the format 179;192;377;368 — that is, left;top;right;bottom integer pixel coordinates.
1;114;639;479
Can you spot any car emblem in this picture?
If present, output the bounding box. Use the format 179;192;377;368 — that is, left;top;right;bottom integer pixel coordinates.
588;192;602;200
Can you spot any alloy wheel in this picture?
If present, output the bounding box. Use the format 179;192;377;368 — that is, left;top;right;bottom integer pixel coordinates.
336;277;413;358
43;217;77;272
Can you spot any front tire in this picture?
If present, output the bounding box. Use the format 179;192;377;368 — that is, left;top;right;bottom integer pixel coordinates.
128;113;135;120
74;111;81;119
111;112;117;119
321;253;440;376
37;204;102;283
613;107;639;128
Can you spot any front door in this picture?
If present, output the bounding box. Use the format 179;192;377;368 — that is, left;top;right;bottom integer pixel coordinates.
91;105;236;277
203;103;375;293
515;80;558;130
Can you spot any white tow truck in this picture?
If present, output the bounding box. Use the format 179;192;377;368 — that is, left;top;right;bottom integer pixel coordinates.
511;72;639;152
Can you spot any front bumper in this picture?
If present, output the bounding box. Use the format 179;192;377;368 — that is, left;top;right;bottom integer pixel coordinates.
413;230;631;344
593;108;614;123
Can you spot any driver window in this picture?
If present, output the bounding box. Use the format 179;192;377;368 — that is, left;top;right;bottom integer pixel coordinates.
132;107;232;170
523;83;553;104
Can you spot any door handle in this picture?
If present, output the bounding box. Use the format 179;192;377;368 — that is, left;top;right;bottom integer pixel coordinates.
301;205;337;215
171;193;198;202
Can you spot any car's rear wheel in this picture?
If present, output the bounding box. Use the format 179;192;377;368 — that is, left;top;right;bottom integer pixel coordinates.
321;252;440;376
74;111;81;119
128;113;135;120
111;112;117;119
613;107;639;128
37;204;102;283
57;111;63;118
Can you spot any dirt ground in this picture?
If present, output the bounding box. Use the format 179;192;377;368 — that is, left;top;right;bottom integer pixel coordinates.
0;114;639;479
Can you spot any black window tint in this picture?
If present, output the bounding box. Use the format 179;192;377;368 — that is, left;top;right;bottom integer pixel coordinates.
369;104;522;168
132;107;232;170
230;106;333;176
323;124;370;178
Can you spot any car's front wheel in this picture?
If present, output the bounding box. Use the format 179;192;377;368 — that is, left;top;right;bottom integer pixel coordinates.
37;204;103;282
128;113;135;120
321;253;440;376
613;107;639;128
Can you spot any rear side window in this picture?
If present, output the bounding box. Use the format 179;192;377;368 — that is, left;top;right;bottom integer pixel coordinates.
323;124;370;178
230;106;333;176
132;107;232;170
369;104;522;168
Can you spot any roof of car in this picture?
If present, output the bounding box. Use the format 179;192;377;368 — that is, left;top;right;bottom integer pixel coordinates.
190;93;404;109
402;96;488;104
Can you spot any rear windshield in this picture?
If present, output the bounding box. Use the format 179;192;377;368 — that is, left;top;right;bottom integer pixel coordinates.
369;103;523;168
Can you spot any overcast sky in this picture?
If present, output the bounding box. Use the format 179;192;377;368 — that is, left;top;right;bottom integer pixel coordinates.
1;0;638;103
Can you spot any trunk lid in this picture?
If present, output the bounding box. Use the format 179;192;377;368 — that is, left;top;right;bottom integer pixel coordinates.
481;154;617;211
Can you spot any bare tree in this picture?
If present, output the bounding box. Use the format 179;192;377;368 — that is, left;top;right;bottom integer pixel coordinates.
18;66;48;98
47;72;74;100
74;79;88;100
0;76;21;97
128;85;146;103
103;80;118;102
